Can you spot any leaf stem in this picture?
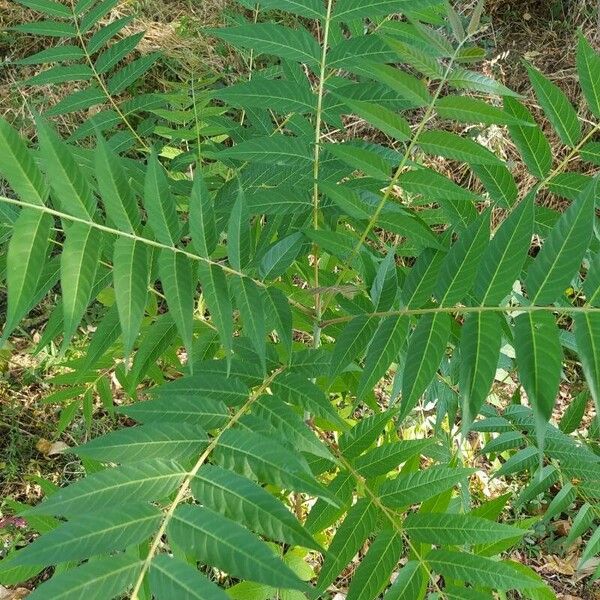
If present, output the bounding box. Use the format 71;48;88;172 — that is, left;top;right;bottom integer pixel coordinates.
130;366;285;599
311;0;334;351
319;34;474;316
0;195;313;318
69;1;149;151
320;303;600;328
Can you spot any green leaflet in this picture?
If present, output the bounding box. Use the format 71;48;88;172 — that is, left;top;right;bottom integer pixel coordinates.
361;63;432;107
564;503;594;548
12;20;77;37
126;314;178;395
150;555;229;600
504;97;553;179
218;135;312;167
371;249;399;311
158;249;195;359
384;561;426;600
80;0;120;32
47;86;106;116
314;499;377;595
333;0;423;22
338;97;411;141
385;38;445;79
481;431;525;455
14;0;72;17
197;262;233;363
232;277;265;370
379;466;474;508
228;185;252;271
526;64;581;147
152;372;248;405
214;429;335;502
144;153;180;246
189;169;217;258
95;32;145;74
579;525;600;567
514;311;562;423
471;164;518;207
207;24;321;67
73;423;208;462
191;464;321;549
24;64;93;86
459;312;502;430
259;232;305;279
113;237;149;359
514;464;559;508
444;586;495;600
107;52;160;94
0;118;48;206
116;396;229;429
418;130;503;166
216;78;315;114
27;555;143;600
559;390;589;434
27;459;187;516
426;550;541;591
403;512;524;545
495;446;539;478
357;316;409;400
252;395;333;460
61;223;102;346
474;193;534;305
94;136;140;233
436;95;532;126
339;410;396;459
326;142;392;180
577;33;600;119
271;372;349;431
329;35;397;70
264;287;293;359
239;0;324;18
12;504;162;565
353;439;434;478
400;312;452;419
581;141;600;165
15;45;84;65
329;315;378;378
37;118;96;219
346;530;403;600
168;505;307;591
575;313;600;414
526;178;596;304
435;210;490;306
5;209;52;337
542;482;576;524
87;16;133;54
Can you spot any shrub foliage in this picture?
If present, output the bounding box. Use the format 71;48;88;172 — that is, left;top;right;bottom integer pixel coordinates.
1;0;600;598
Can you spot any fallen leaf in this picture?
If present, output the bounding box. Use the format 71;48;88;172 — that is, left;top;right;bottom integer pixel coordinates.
554;519;571;537
36;439;69;456
541;555;576;576
47;441;69;456
0;585;29;600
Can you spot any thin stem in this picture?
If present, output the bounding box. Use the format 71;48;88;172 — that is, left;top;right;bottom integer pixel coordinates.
322;433;448;599
69;1;149;151
0;195;313;318
130;366;285;599
319;36;473;316
240;3;260;127
320;303;600;328
311;0;334;351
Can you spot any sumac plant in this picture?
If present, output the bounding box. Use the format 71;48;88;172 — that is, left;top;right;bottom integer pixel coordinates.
1;0;600;598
